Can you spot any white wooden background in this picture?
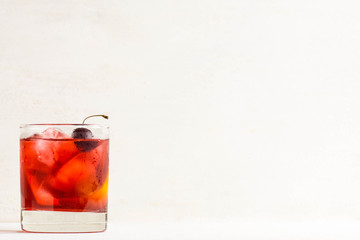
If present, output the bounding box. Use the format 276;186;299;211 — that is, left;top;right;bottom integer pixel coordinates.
1;0;360;224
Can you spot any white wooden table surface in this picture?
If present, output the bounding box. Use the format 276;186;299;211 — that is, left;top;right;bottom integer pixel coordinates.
1;220;360;240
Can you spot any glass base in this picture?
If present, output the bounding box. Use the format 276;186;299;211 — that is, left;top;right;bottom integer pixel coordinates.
21;210;107;233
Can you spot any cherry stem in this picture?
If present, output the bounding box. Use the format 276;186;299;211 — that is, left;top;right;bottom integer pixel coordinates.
82;115;109;124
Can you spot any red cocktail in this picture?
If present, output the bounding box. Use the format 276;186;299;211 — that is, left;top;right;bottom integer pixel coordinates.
20;123;109;232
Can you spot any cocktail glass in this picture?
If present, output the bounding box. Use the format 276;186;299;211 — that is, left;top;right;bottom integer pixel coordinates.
20;124;109;232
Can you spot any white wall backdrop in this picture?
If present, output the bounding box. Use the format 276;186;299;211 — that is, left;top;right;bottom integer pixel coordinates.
1;0;360;223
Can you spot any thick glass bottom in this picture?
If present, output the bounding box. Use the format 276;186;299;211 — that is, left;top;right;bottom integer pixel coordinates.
21;210;107;233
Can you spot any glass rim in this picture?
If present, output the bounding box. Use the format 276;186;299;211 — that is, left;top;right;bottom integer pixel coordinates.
20;124;109;128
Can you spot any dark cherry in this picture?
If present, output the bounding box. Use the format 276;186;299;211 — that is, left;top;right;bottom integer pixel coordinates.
72;128;94;139
72;114;108;152
72;128;98;152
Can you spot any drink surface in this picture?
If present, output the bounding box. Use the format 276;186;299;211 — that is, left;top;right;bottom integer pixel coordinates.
20;130;109;212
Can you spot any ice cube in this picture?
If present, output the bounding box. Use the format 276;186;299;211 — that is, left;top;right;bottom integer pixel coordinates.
51;152;98;196
21;139;56;172
41;128;79;168
52;140;79;168
26;171;59;207
41;128;69;139
21;135;79;173
51;143;108;196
